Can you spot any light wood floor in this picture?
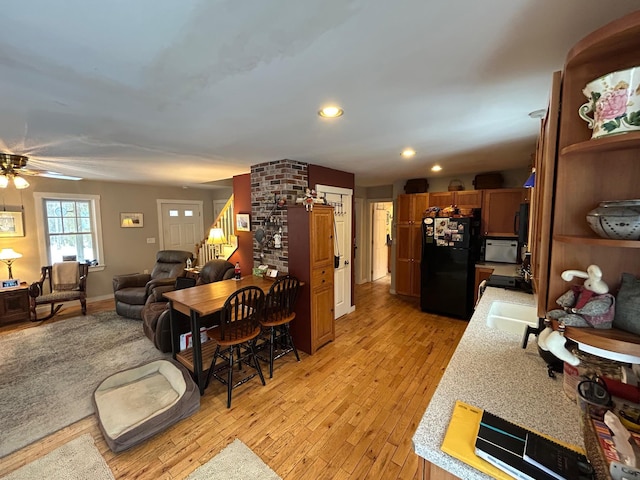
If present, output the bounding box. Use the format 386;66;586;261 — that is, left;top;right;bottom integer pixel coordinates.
0;278;468;479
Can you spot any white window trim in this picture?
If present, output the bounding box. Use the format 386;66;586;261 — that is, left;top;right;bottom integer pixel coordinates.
33;192;106;272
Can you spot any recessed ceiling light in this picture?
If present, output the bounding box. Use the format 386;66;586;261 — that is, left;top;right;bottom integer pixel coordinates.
528;109;546;119
318;106;344;118
431;165;442;172
401;148;416;158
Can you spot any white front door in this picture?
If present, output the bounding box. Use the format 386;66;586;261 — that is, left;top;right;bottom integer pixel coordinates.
316;184;353;319
157;200;204;253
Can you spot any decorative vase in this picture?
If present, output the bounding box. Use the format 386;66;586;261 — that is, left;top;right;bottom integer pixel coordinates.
578;66;640;138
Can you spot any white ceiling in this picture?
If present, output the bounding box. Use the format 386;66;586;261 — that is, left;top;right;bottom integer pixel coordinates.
1;1;638;189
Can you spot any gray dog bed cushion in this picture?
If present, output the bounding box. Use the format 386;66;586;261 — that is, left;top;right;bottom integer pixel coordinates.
93;359;200;452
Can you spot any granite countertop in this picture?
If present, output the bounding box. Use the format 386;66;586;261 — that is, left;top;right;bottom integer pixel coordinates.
475;262;521;277
412;286;583;479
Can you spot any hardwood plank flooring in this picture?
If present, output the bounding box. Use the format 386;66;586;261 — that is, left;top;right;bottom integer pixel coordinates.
0;277;468;479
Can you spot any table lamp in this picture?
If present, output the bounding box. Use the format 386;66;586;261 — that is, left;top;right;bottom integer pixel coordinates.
207;228;226;258
0;248;22;279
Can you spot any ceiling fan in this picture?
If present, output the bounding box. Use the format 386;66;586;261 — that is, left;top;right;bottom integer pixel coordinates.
0;152;82;189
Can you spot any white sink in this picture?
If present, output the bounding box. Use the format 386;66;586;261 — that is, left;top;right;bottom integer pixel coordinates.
486;301;539;335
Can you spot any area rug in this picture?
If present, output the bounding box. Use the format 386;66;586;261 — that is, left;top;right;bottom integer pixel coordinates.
187;439;281;480
2;434;114;480
0;311;168;458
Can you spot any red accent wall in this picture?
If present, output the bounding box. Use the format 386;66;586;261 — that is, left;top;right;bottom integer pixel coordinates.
308;164;356;308
229;173;253;277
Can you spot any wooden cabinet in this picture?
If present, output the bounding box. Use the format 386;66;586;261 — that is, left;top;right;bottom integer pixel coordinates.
0;286;30;324
481;188;527;237
530;71;561;317
538;11;640;359
396;194;428;297
428;190;483;209
473;266;494;306
288;205;335;354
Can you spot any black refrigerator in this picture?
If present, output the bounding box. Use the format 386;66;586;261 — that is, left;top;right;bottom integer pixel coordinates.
420;213;481;320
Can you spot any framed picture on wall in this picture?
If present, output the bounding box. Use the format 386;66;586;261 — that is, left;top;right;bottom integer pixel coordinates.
0;211;24;237
120;212;144;228
236;213;250;232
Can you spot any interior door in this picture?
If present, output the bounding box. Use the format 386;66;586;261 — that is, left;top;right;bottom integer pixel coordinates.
158;201;203;252
316;185;353;319
372;203;391;281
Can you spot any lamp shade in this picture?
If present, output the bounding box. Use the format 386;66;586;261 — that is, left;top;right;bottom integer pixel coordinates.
523;170;536;188
0;176;8;188
13;176;29;189
0;248;22;279
0;248;22;261
207;228;226;245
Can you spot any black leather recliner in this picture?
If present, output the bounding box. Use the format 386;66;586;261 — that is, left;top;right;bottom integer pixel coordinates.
112;250;193;319
141;259;235;352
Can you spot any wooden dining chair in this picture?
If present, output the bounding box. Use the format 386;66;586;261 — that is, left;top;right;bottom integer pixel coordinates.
204;286;266;408
258;275;301;378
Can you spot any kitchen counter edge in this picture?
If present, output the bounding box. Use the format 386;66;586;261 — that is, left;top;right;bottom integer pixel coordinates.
412;286;583;480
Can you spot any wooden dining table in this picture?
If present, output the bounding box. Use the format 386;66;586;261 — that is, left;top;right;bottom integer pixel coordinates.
164;275;277;395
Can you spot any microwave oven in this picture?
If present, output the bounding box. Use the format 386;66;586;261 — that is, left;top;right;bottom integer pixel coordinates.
484;238;519;264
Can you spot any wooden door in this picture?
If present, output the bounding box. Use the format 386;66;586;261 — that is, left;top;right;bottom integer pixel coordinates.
428;192;455;208
312;282;335;351
411;194;429;222
397;194;413;223
481;189;527;237
456;190;483;209
310;207;333;269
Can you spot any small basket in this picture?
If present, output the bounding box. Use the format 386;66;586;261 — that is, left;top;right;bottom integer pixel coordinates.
448;179;464;191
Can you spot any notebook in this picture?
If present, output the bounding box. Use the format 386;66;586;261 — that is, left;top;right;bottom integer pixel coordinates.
475;410;594;480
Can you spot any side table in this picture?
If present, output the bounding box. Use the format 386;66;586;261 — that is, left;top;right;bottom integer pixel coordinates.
0;284;30;325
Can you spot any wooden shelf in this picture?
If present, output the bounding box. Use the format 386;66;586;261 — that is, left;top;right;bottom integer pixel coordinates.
566;326;640;363
560;132;640;157
554;235;640;248
176;340;217;373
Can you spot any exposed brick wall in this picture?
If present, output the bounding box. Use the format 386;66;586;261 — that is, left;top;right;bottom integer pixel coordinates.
250;159;308;272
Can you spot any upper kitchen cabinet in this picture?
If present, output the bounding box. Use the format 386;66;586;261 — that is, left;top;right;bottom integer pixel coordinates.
428;190;483;209
542;11;640;359
481;188;528;237
397;193;429;223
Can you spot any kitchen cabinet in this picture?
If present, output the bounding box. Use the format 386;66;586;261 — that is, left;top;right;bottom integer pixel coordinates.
481;188;527;237
538;11;640;359
428;190;483;209
396;193;428;297
473;266;494;306
530;71;561;317
288;205;335;354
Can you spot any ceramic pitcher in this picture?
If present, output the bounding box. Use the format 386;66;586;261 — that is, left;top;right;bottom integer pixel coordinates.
579;66;640;138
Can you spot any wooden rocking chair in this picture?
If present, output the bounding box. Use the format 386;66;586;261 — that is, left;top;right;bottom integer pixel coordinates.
29;261;89;321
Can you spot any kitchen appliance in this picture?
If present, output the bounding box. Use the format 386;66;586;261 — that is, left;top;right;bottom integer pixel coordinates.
484;238;518;264
516;202;529;247
420;212;481;319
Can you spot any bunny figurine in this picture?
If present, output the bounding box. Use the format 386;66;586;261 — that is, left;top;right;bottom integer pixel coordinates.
546;264;615;329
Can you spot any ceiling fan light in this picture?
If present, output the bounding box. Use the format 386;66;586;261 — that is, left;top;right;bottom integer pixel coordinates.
0;176;8;188
13;176;30;189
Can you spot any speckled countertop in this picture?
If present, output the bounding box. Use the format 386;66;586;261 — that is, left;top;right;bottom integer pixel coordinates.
412;286;583;479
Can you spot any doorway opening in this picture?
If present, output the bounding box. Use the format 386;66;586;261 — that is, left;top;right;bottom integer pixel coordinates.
371;202;393;283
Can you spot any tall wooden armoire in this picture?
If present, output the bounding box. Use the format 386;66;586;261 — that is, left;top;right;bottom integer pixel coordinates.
288;205;335;354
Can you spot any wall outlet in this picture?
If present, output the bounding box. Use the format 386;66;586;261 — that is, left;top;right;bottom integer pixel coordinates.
143;269;149;274
146;237;155;244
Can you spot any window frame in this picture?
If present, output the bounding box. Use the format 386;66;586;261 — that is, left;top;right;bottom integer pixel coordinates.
33;192;106;272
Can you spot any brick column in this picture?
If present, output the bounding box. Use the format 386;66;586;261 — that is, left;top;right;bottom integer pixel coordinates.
250;159;308;272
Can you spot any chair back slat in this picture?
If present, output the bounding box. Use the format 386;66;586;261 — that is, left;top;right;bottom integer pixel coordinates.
265;276;300;322
219;286;264;341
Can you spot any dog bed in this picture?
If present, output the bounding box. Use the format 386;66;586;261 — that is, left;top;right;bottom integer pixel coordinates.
93;359;199;452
